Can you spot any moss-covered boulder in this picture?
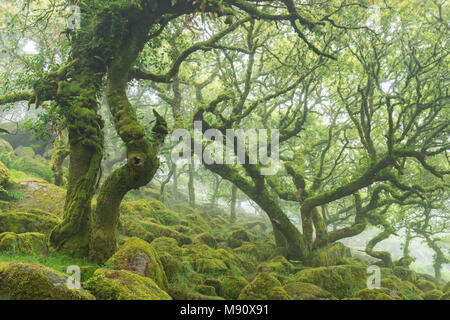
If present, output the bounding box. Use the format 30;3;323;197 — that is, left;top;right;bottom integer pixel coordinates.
230;229;252;242
193;232;217;249
194;258;228;274
221;275;248;299
15;146;35;158
306;242;349;267
356;288;404;300
106;237;168;290
381;275;423;300
421;289;443;300
415;278;437;292
120;217;191;246
151;236;184;256
257;255;294;275
85;269;171;300
283;281;337;300
0;232;47;255
0;209;61;234
0;261;94;300
294;265;366;299
441;291;450;300
0;138;13;153
203;278;223;296
227;238;243;249
238;273;291;300
5;179;66;216
393;266;417;283
168;286;224;300
0;160;10;186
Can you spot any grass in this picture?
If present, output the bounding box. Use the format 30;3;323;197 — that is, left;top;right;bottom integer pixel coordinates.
0;250;99;275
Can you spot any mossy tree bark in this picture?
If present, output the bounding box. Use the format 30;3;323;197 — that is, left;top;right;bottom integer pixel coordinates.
89;13;168;263
51;128;69;187
230;184;237;223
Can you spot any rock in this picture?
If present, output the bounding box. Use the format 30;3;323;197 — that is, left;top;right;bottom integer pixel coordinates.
194;258;228;274
294;265;366;299
393;266;417;283
0;261;94;300
0;232;47;255
356;288;404;300
415;278;437;292
221;275;248;299
151;237;184;256
0;138;13;153
0;209;61;234
230;229;252;242
85;269;171;300
106;237;168;290
283;281;337;300
168;287;224;300
257;256;294;275
119;217;191;246
422;289;443;300
381;275;423;300
306;242;349;267
238;273;291;300
443;281;450;293
204;278;223;296
193;233;217;249
196;285;216;296
15;146;35;158
4;179;66;216
0;160;10;186
227;238;242;249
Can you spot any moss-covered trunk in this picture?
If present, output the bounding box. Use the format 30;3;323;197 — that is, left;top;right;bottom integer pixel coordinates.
89;17;167;263
49;65;104;257
51;128;69;186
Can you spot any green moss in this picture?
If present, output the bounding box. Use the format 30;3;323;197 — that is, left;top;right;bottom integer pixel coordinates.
238;273;291;300
193;232;217;249
306;242;348;267
257;256;294;275
393;266;417;283
421;289;443;300
230;229;252;242
168;286;224;300
227;238;242;249
14;146;35;158
415;278;437;292
356;288;404;300
85;269;171;300
0;261;95;300
0;209;61;234
203;278;222;296
221;275;248;299
120;217;192;246
0;160;10;186
106;237;168;290
0;138;13;153
0;232;47;255
151;237;184;256
294;265;366;299
381;276;423;300
194;258;228;274
4;178;66;217
283;281;337;300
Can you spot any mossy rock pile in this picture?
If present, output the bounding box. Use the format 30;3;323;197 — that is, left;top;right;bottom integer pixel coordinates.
381;275;423;300
355;288;404;300
421;289;444;300
283;280;337;300
4;179;66;216
106;237;168;290
0;138;13;153
238;272;291;300
0;232;47;255
0;261;94;300
0;209;61;234
192;232;217;249
85;269;171;300
293;265;367;299
257;255;294;275
392;266;417;283
415;278;437;292
221;275;248;299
